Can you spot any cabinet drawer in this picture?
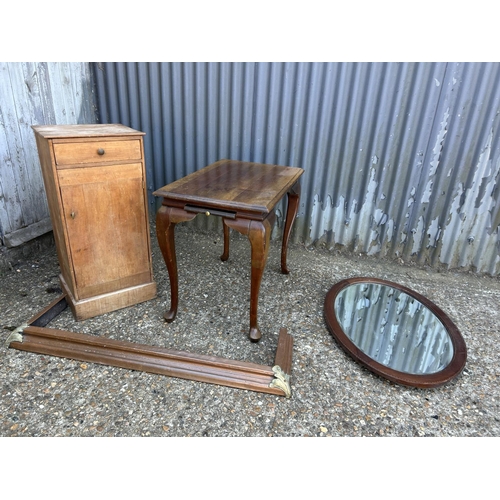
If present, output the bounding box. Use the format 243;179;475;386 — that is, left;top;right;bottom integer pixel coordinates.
53;139;142;167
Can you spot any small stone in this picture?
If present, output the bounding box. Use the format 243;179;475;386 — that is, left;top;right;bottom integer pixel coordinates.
80;364;88;370
320;426;328;433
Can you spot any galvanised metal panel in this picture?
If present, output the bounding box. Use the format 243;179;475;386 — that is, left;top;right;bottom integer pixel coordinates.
411;63;500;275
0;62;97;247
93;62;500;275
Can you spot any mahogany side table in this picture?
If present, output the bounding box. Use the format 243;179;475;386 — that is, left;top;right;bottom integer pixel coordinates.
153;159;304;342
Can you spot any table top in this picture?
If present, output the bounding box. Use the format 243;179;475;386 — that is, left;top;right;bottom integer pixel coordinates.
153;159;304;217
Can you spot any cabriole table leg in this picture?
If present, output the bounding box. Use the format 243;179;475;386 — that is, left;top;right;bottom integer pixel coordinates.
221;221;230;261
156;205;196;322
281;182;301;274
224;212;275;342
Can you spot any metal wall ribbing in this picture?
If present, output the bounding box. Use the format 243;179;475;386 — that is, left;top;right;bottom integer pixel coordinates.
93;62;500;275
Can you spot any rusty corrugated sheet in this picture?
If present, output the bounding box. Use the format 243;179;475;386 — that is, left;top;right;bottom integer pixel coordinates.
93;62;500;275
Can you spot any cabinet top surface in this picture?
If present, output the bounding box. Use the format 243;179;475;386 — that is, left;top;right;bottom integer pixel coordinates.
32;124;144;139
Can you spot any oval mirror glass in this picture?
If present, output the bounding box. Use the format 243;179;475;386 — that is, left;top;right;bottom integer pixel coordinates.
324;278;467;388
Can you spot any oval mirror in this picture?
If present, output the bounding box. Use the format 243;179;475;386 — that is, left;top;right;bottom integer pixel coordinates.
324;277;467;388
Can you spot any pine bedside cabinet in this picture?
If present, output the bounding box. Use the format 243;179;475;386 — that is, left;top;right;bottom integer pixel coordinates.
32;124;157;320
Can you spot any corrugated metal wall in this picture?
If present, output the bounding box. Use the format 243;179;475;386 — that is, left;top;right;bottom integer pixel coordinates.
93;62;500;276
0;62;98;247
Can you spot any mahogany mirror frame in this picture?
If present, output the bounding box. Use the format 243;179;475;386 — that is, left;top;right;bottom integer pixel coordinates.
324;277;467;388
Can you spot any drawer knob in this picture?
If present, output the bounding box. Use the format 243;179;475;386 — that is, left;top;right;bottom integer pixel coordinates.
97;148;105;155
70;211;76;219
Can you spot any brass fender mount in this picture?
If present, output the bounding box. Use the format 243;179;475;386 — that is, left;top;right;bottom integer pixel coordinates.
6;295;293;398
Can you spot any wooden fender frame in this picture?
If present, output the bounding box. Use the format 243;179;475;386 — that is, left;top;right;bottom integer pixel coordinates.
6;295;293;397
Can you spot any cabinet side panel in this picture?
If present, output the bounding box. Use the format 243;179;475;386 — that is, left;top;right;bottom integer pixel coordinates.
34;133;77;297
139;137;154;283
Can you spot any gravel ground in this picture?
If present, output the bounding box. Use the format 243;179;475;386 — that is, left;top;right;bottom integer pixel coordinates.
1;220;500;440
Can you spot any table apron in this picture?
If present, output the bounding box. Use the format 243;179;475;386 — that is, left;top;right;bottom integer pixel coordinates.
184;204;237;219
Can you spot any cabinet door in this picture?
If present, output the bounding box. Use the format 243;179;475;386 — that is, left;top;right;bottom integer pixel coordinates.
58;163;152;300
